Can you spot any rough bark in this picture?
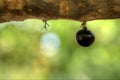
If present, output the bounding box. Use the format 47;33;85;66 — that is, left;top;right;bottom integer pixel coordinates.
0;0;120;23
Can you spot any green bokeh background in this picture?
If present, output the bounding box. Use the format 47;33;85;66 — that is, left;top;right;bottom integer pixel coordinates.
0;19;120;80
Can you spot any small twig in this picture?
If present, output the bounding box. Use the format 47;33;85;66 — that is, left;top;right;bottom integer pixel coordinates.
42;20;49;30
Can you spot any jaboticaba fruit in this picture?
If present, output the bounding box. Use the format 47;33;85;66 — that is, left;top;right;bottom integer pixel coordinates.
76;27;95;47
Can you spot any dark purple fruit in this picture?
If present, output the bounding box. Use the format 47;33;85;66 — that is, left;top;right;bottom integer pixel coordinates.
76;27;95;47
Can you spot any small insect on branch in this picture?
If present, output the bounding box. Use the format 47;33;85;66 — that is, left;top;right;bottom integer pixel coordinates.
42;20;49;30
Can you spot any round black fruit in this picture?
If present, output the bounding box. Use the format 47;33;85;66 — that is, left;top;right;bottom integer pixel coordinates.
76;27;95;47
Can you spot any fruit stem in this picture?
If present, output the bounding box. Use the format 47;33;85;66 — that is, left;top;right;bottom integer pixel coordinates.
81;20;87;30
81;21;86;27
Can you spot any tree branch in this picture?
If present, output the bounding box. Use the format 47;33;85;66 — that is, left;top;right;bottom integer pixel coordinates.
0;0;120;23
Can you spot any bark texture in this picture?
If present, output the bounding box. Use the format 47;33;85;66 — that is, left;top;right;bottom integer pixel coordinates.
0;0;120;23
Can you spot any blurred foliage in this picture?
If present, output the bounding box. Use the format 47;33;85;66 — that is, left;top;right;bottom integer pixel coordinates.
0;19;120;80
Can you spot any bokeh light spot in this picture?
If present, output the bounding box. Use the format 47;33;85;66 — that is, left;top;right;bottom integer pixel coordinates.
40;32;61;57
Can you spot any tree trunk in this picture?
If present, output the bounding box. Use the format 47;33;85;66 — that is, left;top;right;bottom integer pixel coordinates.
0;0;120;23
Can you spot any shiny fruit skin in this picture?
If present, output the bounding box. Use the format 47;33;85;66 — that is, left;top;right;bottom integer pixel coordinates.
76;27;95;47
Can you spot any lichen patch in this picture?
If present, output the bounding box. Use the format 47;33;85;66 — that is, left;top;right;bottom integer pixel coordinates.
3;0;24;10
59;0;69;16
